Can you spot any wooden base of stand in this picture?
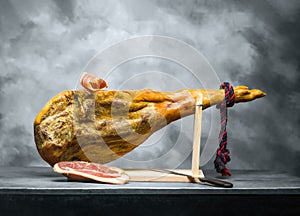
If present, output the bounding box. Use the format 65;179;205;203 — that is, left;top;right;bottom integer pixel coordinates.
126;169;204;182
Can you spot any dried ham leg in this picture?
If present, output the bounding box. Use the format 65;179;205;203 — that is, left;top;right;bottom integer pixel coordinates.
34;79;266;166
53;161;129;184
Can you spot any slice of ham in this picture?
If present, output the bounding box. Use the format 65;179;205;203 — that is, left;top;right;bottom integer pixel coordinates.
53;161;129;184
80;72;108;91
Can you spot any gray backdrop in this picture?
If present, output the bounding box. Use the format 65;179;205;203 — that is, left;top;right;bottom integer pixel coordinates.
0;0;299;175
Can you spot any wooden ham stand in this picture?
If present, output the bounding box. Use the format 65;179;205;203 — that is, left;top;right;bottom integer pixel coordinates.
126;94;204;182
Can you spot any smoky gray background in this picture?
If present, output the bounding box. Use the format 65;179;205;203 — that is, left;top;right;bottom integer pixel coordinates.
0;0;299;175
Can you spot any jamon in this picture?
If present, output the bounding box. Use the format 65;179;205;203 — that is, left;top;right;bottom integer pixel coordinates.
53;161;129;184
80;72;108;91
34;85;266;166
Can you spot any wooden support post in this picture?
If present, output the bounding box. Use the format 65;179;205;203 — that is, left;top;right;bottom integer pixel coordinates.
191;93;203;177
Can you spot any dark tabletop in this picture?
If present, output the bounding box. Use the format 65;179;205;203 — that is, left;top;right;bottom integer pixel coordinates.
1;167;300;215
0;166;299;194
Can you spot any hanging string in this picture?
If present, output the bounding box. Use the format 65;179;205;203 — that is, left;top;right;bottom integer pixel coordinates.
214;82;235;176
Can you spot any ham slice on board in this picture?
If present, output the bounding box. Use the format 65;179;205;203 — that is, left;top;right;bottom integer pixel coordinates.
53;161;129;184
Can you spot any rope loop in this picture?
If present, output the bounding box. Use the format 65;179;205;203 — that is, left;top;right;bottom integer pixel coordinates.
214;82;235;176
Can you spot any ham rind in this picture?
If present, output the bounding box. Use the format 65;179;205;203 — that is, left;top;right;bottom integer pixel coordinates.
80;72;108;91
34;84;266;166
53;161;129;184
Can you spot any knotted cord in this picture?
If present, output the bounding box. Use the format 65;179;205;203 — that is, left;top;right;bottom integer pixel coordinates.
214;82;235;176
